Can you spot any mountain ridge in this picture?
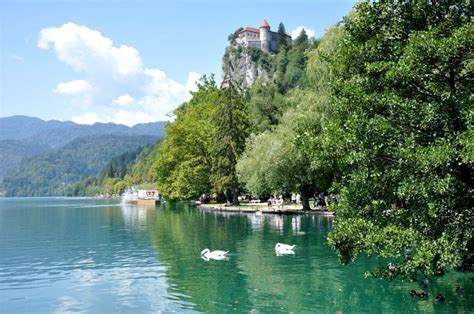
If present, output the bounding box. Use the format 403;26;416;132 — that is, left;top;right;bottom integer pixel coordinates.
0;115;167;176
1;134;159;196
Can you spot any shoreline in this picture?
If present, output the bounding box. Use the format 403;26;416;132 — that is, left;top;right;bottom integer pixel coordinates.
197;203;334;216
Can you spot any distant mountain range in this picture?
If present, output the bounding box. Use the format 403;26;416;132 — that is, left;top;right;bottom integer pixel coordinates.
0;115;166;145
0;115;167;176
0;116;167;196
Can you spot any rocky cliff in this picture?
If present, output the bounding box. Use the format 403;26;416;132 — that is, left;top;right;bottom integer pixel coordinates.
221;46;274;90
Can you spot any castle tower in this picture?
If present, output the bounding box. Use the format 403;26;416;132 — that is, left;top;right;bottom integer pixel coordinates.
259;19;270;53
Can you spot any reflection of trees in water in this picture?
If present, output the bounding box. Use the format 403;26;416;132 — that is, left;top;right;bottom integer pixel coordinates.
146;203;254;312
146;204;473;312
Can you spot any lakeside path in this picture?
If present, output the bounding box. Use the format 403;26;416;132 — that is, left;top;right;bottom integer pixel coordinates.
197;202;334;216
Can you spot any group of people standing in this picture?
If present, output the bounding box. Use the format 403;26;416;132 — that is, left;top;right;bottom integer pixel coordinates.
313;192;335;209
266;191;335;210
267;194;285;207
291;192;301;205
267;193;301;207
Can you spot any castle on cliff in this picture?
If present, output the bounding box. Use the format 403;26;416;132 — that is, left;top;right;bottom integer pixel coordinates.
235;20;292;53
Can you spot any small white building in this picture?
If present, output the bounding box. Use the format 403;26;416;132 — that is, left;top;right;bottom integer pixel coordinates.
235;20;292;53
137;190;160;200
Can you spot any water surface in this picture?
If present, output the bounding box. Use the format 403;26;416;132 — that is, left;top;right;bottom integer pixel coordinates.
0;198;472;313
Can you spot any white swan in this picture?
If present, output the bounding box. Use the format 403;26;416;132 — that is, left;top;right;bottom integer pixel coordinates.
200;248;229;261
275;243;296;255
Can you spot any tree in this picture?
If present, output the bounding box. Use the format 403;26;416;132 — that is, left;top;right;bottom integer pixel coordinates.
324;1;473;280
211;84;250;204
248;80;284;132
293;28;309;51
228;27;243;45
284;29;310;89
154;76;219;200
237;92;324;210
277;22;289;52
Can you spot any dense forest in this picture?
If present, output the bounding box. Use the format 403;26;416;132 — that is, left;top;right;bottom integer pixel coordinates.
2;135;158;196
154;2;473;281
65;142;160;197
0;116;166;196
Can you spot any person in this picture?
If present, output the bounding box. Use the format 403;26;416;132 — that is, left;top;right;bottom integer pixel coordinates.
317;192;325;209
312;192;318;208
327;194;333;205
296;193;301;205
267;196;273;207
291;192;296;204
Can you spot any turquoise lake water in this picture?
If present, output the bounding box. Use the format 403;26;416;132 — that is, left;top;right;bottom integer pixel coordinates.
0;198;472;313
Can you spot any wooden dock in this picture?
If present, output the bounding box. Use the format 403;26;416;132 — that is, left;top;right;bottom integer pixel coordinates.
197;203;334;216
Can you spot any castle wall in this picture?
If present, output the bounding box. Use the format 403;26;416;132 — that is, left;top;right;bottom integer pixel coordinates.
247;41;261;49
236;24;292;53
269;32;278;53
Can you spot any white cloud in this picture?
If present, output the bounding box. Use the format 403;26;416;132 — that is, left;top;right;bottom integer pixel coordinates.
72;112;101;125
38;22;142;76
53;80;92;95
111;110;157;126
186;72;201;93
114;94;135;106
10;53;23;61
291;26;316;39
38;22;200;126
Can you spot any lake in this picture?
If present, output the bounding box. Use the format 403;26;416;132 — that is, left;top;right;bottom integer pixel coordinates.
0;198;472;313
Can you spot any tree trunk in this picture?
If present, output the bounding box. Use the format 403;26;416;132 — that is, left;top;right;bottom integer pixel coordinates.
216;191;227;203
301;185;311;211
225;188;233;205
231;184;240;205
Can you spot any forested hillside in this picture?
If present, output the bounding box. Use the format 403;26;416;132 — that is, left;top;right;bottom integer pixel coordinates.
154;2;473;281
0;116;166;191
0;140;51;176
2;135;158;196
65;143;160;197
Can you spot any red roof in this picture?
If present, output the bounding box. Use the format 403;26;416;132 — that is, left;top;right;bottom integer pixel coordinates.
260;19;270;28
240;27;260;34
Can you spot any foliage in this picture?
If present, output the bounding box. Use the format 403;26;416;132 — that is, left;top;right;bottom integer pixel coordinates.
211;85;250;204
152;5;473;283
0;116;165;180
154;76;219;200
277;22;289;52
63;143;159;197
324;1;473;279
237;24;342;209
284;29;310;89
247;80;284;132
228;27;243;45
2;135;158;196
0;139;50;176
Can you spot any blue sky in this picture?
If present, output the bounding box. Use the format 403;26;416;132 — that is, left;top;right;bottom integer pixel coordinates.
1;0;357;126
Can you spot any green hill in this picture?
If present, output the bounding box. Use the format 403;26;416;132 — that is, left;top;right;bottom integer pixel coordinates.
1;134;158;196
0;116;166;176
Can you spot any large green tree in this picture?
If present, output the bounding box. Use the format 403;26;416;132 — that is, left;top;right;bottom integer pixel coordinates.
277;22;289;52
211;84;250;204
324;1;473;279
237;90;326;210
154;77;219;200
